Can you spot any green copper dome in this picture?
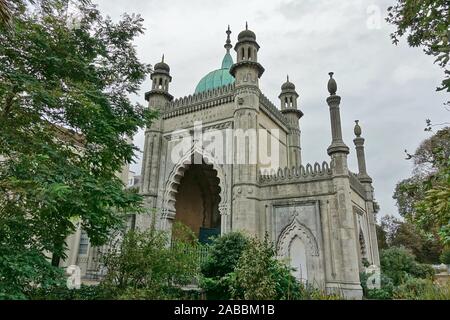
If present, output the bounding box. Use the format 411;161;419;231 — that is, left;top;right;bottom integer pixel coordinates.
194;52;235;94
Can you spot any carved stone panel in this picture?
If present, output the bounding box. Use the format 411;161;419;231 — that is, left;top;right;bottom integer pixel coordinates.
272;201;324;285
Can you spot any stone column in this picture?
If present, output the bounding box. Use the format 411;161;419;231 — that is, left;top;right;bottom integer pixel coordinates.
353;120;380;266
325;72;363;299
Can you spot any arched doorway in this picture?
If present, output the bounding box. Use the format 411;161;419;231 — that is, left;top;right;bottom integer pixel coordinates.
174;160;221;243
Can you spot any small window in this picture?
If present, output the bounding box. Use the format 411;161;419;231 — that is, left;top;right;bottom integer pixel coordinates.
78;230;89;255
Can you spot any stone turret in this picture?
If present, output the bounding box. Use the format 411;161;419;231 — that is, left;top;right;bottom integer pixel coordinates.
145;55;173;104
229;22;264;88
279;76;303;167
138;57;173;230
230;23;263;234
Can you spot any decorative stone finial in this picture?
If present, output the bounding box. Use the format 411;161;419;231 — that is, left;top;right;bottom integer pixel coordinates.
354;120;362;137
327;72;337;95
245;21;248;30
162;54;164;63
224;25;232;52
287;75;289;82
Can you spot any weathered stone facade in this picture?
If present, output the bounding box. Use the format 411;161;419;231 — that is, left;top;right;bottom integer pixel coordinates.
64;26;380;299
136;26;380;299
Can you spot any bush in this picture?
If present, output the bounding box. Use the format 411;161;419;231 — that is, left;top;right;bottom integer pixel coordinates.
367;274;395;300
380;246;434;286
393;278;450;300
29;284;106;300
201;232;249;277
440;248;450;264
361;271;395;300
100;223;200;299
410;263;435;279
229;236;302;300
200;232;249;299
297;283;343;300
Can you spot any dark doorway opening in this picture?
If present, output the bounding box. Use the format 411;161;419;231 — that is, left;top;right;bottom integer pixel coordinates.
174;161;221;244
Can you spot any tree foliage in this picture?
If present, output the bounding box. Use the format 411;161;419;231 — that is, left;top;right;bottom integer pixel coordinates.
380;247;434;287
0;0;155;298
386;0;450;94
393;127;450;245
379;215;442;263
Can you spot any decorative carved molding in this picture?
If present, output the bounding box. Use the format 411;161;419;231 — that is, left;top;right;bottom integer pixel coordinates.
259;93;288;125
349;171;367;198
259;161;332;185
163;84;235;119
277;218;320;257
163;121;233;141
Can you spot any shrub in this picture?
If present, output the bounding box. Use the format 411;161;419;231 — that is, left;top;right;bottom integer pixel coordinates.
297;284;343;300
393;278;450;300
380;246;434;286
200;232;249;299
201;232;249;277
29;284;106;300
100;224;200;299
410;263;435;279
228;235;336;300
367;274;395;300
440;248;450;264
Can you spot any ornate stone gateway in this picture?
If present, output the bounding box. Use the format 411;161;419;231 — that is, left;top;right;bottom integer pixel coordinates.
135;25;381;299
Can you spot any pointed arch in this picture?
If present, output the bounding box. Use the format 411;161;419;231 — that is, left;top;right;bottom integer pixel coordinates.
161;144;229;223
277;218;319;257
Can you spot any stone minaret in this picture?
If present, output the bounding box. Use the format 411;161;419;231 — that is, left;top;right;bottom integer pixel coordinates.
353;121;380;266
229;23;265;234
325;72;363;298
138;56;173;230
279;76;303;167
353;120;371;183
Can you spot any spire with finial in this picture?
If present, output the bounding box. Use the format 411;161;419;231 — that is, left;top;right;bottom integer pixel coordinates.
327;72;337;95
287;75;289;82
224;25;232;52
161;54;164;63
245;21;248;30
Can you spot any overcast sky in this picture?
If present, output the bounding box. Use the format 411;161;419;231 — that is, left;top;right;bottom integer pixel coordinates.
94;0;448;220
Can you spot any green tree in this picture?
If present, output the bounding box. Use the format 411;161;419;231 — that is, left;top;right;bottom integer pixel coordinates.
393;127;450;245
380;215;442;263
376;223;388;251
0;0;155;298
386;0;450;95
